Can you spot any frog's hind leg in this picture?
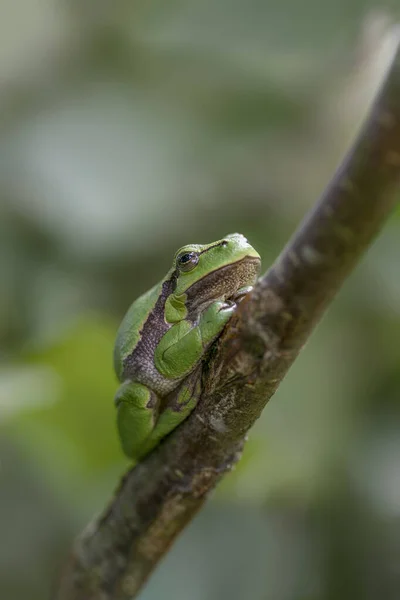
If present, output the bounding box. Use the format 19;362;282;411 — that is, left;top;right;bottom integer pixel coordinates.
138;366;202;458
115;381;160;461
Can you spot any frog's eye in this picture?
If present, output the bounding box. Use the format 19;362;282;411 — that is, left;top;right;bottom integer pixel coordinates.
176;251;199;272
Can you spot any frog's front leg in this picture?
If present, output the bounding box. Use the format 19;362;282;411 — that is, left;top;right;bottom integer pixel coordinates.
115;380;160;461
155;300;236;380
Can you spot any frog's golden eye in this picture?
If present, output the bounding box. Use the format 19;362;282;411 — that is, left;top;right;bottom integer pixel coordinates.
176;251;199;272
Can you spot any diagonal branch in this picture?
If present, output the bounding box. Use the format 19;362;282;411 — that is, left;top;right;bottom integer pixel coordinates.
56;29;400;600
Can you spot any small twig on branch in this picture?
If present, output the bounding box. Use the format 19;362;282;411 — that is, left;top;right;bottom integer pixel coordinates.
56;29;400;600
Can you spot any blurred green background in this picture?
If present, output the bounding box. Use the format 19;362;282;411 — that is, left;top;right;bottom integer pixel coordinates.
1;2;400;599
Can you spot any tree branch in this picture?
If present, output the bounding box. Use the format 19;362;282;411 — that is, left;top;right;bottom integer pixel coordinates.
56;30;400;600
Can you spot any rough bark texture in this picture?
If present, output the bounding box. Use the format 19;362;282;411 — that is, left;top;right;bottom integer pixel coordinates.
56;31;400;600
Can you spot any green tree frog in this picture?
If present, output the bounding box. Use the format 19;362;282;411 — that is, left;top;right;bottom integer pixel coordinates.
114;233;261;461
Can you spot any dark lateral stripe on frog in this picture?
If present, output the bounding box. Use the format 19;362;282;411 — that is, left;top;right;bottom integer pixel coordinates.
184;255;260;319
122;271;179;383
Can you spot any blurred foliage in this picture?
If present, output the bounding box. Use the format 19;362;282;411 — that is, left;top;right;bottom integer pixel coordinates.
1;1;400;600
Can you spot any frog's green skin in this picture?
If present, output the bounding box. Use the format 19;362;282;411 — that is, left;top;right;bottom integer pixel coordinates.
114;233;261;461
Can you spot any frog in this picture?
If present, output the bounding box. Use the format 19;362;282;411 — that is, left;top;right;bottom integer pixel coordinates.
113;233;261;462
